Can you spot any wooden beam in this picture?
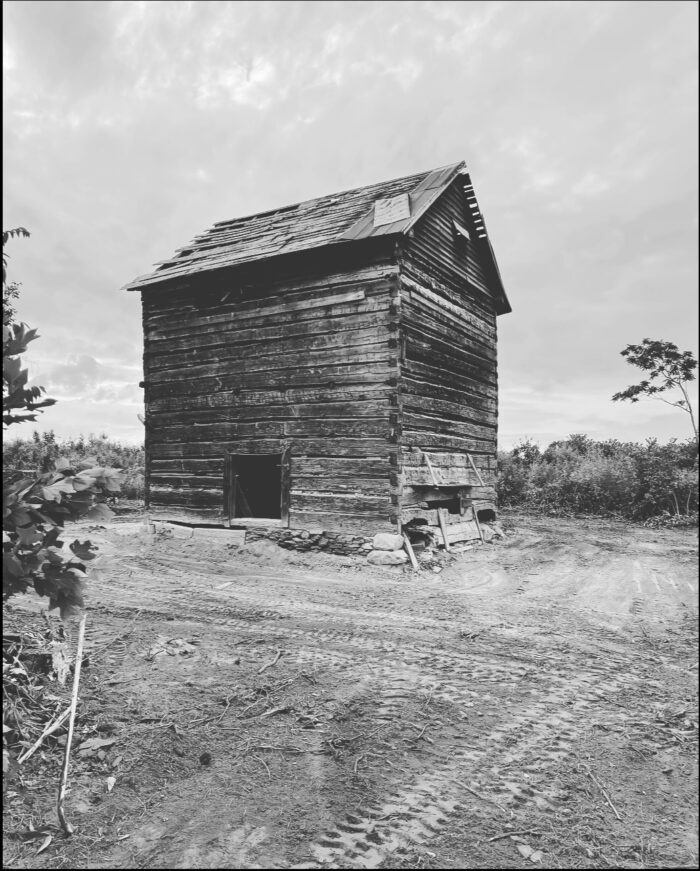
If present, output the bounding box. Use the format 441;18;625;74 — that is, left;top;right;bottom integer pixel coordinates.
471;504;485;543
223;453;233;527
280;446;291;527
467;453;485;486
403;534;420;571
423;451;439;485
437;509;451;552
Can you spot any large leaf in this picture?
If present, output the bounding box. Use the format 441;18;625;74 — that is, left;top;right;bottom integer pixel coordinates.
42;546;68;566
40;483;67;502
78;467;123;493
99;468;123;493
84;503;114;522
3;552;26;580
16;524;43;546
9;507;33;527
69;540;99;561
73;471;97;491
37;564;86;618
53;458;75;474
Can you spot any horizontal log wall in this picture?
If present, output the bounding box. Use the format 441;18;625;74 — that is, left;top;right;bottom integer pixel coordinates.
142;253;401;533
397;178;499;517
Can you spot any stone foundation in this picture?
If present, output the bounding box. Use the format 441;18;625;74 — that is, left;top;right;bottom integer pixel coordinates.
245;526;374;556
148;519;504;561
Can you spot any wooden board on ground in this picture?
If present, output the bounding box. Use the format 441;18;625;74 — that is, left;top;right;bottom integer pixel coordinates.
442;519;481;544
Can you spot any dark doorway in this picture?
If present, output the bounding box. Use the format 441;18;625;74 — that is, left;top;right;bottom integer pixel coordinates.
227;454;282;520
425;495;461;515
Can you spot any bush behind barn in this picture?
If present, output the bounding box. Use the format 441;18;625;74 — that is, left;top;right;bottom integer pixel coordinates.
3;431;145;500
497;434;698;523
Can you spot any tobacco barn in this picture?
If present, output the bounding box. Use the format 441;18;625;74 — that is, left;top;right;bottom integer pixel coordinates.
125;160;511;540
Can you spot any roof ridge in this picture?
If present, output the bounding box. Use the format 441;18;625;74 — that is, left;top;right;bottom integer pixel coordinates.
123;160;496;295
211;161;464;228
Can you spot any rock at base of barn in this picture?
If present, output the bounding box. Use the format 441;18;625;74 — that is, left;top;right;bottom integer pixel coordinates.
372;533;405;551
479;523;506;544
367;549;408;566
152;521;193;539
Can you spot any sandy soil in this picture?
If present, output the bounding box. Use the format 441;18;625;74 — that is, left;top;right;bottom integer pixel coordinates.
3;510;698;869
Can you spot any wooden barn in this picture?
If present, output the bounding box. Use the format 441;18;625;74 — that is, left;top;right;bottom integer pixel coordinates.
124;161;511;540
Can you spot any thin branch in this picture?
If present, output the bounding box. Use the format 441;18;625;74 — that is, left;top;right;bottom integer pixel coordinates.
582;763;622;820
57;614;87;836
653;396;692;413
258;648;282;675
252;754;270;778
17;706;72;764
487;830;541;842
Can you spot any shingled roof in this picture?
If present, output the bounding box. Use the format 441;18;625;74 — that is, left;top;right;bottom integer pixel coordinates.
124;161;508;309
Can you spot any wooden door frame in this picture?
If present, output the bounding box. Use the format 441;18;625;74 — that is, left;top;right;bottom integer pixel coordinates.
224;446;290;528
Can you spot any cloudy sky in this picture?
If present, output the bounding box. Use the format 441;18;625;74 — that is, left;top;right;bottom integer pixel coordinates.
3;0;698;449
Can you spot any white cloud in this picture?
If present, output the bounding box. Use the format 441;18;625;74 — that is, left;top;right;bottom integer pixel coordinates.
3;0;697;451
572;171;610;198
195;57;277;110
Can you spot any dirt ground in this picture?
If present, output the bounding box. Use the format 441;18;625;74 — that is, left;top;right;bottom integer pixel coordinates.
3;510;698;869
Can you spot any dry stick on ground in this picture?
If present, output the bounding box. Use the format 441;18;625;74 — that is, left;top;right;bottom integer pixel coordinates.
57;613;87;836
258;648;282;675
192;695;235;727
583;763;623;821
17;705;72;764
463;784;508;814
420;686;435;711
214;696;233;725
487;830;542;842
259;705;291;719
406;721;431;742
252;754;271;779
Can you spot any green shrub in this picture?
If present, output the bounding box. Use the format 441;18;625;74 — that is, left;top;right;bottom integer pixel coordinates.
497;435;698;520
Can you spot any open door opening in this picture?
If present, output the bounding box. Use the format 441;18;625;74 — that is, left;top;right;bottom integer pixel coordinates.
225;450;290;524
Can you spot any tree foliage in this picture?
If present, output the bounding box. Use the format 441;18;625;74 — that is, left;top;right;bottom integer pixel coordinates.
3;463;121;616
3;229;122;617
612;339;698;447
498;434;698;521
2;227;30;281
3;323;57;426
2;227;29;326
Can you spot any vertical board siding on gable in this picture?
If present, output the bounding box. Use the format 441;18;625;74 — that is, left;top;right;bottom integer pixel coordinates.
398;179;499;503
141;262;399;532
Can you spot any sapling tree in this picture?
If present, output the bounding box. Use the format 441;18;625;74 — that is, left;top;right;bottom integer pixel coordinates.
612;339;698;449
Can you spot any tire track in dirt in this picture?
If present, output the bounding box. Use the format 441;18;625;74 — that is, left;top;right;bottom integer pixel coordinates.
280;624;648;867
72;523;696;869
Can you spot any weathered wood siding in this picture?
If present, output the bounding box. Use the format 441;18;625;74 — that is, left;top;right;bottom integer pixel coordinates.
397;178;499;515
141;249;400;533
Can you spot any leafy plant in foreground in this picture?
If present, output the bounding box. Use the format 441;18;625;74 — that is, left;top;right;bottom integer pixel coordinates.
3;323;57;426
3;231;122;616
3;461;120;616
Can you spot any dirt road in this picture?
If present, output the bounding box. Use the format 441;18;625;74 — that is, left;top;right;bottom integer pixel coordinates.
5;512;698;869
